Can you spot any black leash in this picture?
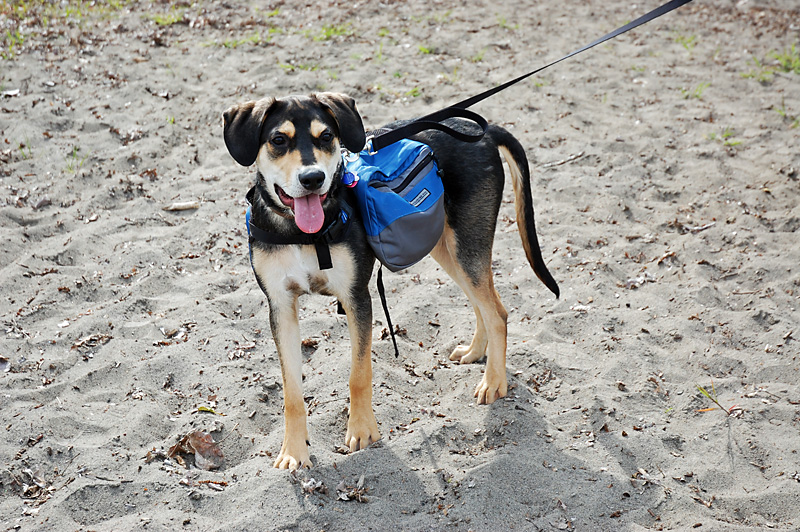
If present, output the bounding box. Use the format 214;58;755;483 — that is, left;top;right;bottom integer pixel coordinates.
376;266;400;357
370;107;488;153
370;0;694;152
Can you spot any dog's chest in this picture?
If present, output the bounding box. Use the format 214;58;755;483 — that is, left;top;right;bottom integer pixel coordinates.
251;244;355;304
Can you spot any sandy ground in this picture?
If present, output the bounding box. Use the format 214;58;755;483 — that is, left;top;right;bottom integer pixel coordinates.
1;0;799;530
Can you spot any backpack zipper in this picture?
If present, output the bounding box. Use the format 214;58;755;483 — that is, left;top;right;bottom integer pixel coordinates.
369;151;433;195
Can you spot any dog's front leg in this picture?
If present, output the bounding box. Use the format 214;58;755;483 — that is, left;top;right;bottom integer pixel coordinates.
269;298;310;470
342;289;381;452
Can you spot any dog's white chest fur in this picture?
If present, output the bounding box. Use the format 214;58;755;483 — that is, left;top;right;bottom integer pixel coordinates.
250;244;355;306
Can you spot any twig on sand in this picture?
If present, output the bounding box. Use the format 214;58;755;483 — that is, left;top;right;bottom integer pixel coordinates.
541;151;586;168
218;422;240;444
163;201;200;211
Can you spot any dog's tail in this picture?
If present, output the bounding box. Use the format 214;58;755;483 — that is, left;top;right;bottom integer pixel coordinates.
491;126;560;298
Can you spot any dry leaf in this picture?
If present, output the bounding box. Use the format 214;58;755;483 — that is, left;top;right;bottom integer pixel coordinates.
336;475;369;502
71;333;112;350
186;432;224;470
168;431;224;470
301;338;319;349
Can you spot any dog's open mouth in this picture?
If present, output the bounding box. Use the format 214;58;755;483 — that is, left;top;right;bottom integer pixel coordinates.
275;185;328;234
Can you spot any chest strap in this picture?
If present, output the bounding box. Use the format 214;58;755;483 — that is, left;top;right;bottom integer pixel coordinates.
245;186;354;270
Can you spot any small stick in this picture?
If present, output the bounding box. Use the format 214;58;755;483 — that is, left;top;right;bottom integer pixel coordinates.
163;201;200;211
541;151;586;168
218;422;240;444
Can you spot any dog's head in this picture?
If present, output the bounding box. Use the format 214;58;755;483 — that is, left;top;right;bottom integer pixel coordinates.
223;93;365;234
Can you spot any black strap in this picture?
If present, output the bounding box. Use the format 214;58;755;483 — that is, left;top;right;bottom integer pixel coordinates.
370;0;693;150
314;240;333;270
371;107;489;152
246;186;354;270
376;266;399;358
247;215;317;246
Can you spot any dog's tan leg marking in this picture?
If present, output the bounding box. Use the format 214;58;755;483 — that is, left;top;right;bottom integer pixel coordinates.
272;299;311;470
449;303;488;364
431;226;508;404
342;300;381;452
472;281;509;405
430;226;488;364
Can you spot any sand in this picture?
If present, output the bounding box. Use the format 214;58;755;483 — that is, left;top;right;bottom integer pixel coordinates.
2;0;799;530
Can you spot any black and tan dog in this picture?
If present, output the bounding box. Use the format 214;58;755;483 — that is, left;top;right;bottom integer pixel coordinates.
223;93;559;470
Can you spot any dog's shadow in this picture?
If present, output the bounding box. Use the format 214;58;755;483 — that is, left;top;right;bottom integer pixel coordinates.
273;351;668;530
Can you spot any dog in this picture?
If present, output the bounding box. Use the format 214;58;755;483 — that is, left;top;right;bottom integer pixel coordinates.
223;93;559;470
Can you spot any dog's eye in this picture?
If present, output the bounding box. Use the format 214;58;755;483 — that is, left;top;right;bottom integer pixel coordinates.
319;131;334;143
271;135;287;147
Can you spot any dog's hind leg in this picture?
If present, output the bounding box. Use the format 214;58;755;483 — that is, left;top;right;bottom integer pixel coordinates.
269;298;312;470
341;288;381;452
430;229;488;364
451;303;488;364
431;226;509;404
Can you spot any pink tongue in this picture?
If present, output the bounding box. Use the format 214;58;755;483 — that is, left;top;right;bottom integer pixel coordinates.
293;193;324;234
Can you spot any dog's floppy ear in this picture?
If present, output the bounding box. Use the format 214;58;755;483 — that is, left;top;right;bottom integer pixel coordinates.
314;93;366;153
223;98;275;167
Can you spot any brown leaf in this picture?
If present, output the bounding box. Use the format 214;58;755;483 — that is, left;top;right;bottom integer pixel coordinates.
185;431;224;470
167;431;224;470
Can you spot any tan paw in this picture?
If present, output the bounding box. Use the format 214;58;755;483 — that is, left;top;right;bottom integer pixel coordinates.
449;344;486;364
273;439;311;470
474;374;507;405
346;413;381;452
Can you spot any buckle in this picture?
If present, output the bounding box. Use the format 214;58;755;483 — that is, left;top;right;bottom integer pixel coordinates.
364;135;378;156
341;149;360;163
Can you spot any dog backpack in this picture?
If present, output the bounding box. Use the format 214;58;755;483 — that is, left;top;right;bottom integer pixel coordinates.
345;138;445;272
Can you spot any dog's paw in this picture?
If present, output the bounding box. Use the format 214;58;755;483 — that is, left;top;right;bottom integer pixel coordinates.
449;344;485;364
273;440;311;471
474;374;507;405
345;413;381;452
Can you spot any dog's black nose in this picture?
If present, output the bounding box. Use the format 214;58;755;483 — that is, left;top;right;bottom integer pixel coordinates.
298;169;325;191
